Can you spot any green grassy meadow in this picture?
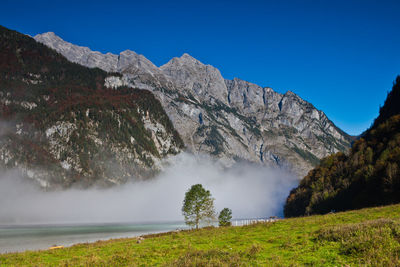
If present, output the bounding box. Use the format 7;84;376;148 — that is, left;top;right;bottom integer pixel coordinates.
1;204;400;266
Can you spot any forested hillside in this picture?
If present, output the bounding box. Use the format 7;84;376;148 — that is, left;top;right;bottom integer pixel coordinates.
284;77;400;217
0;25;183;188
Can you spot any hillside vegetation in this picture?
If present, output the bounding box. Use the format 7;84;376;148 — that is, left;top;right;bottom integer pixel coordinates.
1;204;400;266
285;77;400;217
0;25;183;188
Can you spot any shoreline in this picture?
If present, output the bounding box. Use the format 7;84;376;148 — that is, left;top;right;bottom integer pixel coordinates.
0;222;187;254
0;218;276;254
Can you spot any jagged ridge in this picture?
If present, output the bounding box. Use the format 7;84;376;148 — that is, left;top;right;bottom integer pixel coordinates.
34;31;353;177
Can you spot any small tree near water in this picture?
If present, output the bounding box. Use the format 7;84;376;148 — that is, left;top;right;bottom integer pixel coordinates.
218;208;232;226
182;184;216;229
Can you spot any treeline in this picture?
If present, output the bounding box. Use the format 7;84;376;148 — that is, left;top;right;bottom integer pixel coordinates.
284;76;400;217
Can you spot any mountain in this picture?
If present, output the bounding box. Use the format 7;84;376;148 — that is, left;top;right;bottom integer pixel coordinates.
284;77;400;217
35;32;353;176
0;26;183;189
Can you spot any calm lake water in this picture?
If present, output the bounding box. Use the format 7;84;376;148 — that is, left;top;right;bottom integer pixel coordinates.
0;222;187;253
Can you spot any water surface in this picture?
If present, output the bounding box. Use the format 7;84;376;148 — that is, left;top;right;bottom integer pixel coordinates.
0;221;187;253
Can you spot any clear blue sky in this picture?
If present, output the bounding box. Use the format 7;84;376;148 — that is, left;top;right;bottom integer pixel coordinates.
2;0;400;135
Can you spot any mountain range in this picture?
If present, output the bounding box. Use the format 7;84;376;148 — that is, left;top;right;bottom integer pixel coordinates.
0;25;355;189
34;32;353;177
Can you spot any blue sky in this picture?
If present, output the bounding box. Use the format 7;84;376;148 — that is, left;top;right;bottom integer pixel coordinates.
2;0;400;135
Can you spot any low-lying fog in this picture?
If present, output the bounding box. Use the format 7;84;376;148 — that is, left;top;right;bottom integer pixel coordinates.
0;153;298;225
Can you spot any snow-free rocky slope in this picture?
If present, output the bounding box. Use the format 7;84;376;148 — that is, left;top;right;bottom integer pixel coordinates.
0;26;183;189
35;32;353;177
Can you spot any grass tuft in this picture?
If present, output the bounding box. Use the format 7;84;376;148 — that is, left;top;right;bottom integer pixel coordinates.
317;218;400;266
169;249;242;267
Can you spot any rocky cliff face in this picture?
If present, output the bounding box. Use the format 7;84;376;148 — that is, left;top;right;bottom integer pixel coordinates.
35;32;353;177
0;26;183;189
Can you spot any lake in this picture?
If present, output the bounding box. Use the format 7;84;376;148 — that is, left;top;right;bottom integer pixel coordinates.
0;221;187;253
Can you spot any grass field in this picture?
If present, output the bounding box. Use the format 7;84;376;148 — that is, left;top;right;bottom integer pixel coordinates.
1;204;400;266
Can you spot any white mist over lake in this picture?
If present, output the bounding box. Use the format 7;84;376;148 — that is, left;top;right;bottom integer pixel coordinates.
0;153;298;225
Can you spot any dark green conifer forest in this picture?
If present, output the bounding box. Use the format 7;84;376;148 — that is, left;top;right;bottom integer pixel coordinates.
285;77;400;217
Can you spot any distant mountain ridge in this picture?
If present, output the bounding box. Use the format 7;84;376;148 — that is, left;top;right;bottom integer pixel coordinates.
35;32;353;176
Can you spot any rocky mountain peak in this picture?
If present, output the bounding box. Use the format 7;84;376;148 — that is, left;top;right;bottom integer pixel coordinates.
264;87;274;92
120;49;137;55
160;53;229;105
36;31;59;41
161;53;203;68
283;90;304;101
118;49;158;74
280;91;307;106
284;90;297;96
180;53;200;64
